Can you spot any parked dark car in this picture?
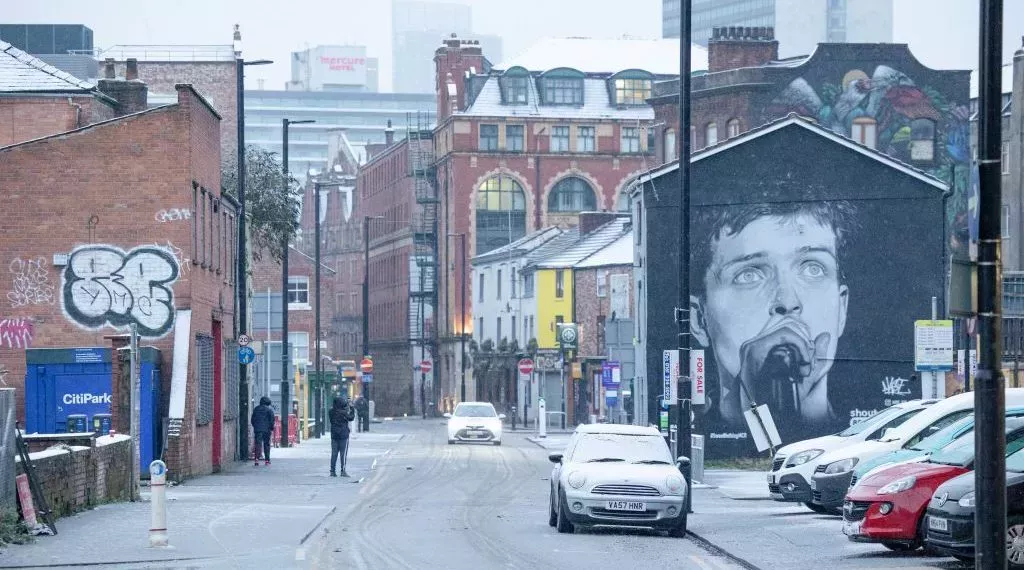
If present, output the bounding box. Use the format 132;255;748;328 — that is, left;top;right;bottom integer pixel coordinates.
925;444;1024;567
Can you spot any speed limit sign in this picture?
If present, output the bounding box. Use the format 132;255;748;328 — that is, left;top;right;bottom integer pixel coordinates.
238;334;251;347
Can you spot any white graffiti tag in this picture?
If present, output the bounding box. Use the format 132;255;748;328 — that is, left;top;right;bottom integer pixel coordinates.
7;258;56;307
62;246;179;337
0;318;33;349
882;376;913;397
154;208;192;223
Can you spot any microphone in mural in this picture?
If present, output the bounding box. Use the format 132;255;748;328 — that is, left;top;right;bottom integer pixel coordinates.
691;200;857;440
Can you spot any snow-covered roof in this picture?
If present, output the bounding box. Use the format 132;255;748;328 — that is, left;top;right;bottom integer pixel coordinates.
531;217;631;269
0;40;96;93
524;229;581;267
496;37;708;76
970;63;1014;99
575;230;633;269
473;226;564;264
461;76;656;120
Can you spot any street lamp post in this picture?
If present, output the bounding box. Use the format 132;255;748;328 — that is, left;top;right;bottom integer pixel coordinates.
362;215;384;429
312;166;345;439
233;27;272;462
279;118;314;448
448;233;467;403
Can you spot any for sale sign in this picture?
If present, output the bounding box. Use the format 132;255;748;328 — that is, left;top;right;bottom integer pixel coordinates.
691;349;705;405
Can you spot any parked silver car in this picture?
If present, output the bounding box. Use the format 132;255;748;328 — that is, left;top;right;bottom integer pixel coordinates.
548;424;689;536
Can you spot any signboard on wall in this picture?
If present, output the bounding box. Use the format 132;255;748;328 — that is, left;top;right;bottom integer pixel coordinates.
914;320;955;371
309;45;368;89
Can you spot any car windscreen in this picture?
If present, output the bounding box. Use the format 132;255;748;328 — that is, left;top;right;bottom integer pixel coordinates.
1009;446;1024;473
931;426;1024;467
454;405;496;418
571;433;673;464
908;418;972;452
836;405;919;437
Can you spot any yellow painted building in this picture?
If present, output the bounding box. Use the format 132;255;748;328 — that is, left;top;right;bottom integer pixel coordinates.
535;267;574;349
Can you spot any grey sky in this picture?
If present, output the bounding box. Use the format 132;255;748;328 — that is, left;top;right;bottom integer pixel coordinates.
4;0;1023;92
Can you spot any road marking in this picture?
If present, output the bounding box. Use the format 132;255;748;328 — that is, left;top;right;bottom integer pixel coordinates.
688;555;713;569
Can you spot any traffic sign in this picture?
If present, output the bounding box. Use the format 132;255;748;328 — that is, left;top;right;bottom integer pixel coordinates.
238;346;256;365
237;334;251;347
518;358;534;375
419;360;432;373
557;323;578;350
914;320;955;371
362;373;373;383
360;357;374;373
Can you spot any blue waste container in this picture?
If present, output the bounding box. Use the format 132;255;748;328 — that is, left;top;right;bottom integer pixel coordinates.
65;414;87;433
91;413;112;434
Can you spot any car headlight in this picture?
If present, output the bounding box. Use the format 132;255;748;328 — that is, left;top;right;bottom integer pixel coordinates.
824;458;858;474
567;470;586;489
787;449;824;467
958;491;976;508
877;476;917;495
666;474;685;494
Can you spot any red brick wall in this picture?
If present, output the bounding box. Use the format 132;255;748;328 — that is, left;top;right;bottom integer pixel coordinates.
16;438;132;518
0;97;82;147
0;86;233;480
574;265;634;357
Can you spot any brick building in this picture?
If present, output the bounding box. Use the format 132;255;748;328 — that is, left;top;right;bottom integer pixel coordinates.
648;26;971;255
430;35;706;409
0;72;239;480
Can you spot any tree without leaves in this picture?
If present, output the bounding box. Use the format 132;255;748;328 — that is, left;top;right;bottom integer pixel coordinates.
222;146;301;263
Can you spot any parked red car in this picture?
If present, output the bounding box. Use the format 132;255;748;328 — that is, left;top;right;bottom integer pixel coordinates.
842;418;1024;551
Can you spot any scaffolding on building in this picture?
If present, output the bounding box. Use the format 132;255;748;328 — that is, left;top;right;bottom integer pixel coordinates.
407;111;438;414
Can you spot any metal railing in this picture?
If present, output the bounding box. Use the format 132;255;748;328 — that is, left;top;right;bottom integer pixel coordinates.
71;45;236;62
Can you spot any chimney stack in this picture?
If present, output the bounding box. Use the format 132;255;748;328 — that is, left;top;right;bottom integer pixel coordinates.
104;58;115;79
578;212;625;236
708;26;779;72
125;58;139;81
434;32;484;121
385;119;395;146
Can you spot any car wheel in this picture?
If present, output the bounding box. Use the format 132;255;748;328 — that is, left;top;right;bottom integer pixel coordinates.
1006;516;1024;568
804;502;830;514
556;488;574;534
808;503;842;516
668;513;688;538
881;542;915;552
447;439;455;444
548;491;557;527
493;440;502;446
953;555;974;564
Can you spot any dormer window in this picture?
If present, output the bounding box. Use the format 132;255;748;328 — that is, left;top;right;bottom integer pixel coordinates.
540;68;585;105
608;70;655;106
500;67;531;105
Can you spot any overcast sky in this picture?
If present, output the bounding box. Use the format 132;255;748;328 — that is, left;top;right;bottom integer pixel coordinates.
5;0;1024;91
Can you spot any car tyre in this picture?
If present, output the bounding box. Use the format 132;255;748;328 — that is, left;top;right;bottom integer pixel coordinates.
881;542;915;552
1006;515;1024;568
548;491;557;527
952;555;973;564
556;488;574;534
447;438;455;444
668;513;688;538
494;440;502;446
804;502;830;514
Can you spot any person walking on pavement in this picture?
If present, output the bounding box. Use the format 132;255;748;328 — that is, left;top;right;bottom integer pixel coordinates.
251;396;275;466
355;395;370;433
329;395;356;477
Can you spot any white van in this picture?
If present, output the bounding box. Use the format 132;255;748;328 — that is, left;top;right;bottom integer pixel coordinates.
767;400;937;512
807;389;1024;512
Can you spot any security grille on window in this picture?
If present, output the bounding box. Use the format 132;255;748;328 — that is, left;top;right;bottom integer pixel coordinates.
196;334;214;425
621;127;641;153
577;126;595;152
506;125;525;152
550;126;570;152
287;276;309;305
224;340;239;420
479;124;499;151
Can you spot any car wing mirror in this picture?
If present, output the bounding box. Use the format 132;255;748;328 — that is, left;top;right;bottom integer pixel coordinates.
676;456;691;468
548;453;563;464
498;414;507;420
443;413;451;419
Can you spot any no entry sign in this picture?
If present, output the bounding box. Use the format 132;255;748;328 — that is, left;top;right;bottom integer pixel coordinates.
518;358;534;375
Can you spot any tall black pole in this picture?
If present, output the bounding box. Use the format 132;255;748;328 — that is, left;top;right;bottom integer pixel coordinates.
974;0;1005;567
363;215;372;430
459;233;467;403
676;0;694;515
314;181;322;439
280;119;291;448
235;58;250;461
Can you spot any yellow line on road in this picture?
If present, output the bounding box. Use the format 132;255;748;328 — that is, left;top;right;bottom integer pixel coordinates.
688;555;714;569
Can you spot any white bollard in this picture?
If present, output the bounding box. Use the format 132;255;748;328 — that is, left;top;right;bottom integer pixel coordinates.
538;398;547;439
149;460;169;548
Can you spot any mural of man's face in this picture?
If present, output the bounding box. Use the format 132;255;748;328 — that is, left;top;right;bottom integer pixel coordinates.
693;213;849;422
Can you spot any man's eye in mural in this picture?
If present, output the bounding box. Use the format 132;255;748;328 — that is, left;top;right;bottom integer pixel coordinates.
732;266;768;286
799;260;827;280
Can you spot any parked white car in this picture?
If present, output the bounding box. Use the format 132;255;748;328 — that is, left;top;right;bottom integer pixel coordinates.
807;389;1024;512
445;402;505;445
548;424;689;536
767;399;937;513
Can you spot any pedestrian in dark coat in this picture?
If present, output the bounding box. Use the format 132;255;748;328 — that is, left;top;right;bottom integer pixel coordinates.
355;396;369;433
251;396;275;466
329;396;356;477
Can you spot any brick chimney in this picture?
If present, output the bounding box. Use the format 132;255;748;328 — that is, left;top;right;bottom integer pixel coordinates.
434;33;485;122
96;58;149;117
708;26;779;73
385;119;395;146
579;212;625;236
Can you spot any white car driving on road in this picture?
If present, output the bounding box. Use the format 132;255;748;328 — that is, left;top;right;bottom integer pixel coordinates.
445;402;505;445
548;424;689;536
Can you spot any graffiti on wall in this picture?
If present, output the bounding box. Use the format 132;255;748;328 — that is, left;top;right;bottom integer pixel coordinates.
766;65;971;253
62;245;180;337
154;208;192;223
0;318;32;349
7;258;56;308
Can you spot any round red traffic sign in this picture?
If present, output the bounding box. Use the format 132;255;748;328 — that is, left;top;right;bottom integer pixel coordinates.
360;357;373;373
419;360;432;373
518;358;534;375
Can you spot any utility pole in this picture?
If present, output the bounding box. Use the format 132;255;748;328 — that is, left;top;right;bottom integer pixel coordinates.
676;0;694;515
363;215;372;416
974;0;1005;567
458;233;468;402
129;323;141;501
314;180;322;439
281;119;291;448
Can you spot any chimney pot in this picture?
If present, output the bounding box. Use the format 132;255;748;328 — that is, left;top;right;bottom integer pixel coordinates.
767;26;775;40
125;58;138;81
104;58;115;79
